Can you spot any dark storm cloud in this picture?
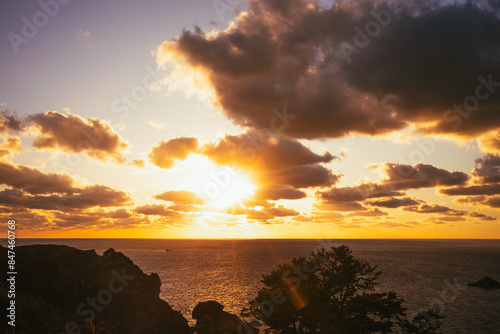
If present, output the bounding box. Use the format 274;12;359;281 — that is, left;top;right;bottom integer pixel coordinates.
28;110;128;163
159;0;500;139
149;137;199;168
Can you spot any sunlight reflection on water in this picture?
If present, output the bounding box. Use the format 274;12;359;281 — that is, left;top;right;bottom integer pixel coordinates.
17;239;500;333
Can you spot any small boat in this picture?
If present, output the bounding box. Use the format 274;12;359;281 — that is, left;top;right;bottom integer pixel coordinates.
165;248;173;252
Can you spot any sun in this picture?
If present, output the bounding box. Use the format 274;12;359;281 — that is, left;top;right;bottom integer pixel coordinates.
178;155;256;210
205;170;256;209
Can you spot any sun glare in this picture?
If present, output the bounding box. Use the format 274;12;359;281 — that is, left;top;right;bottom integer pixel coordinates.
206;171;256;209
179;155;256;210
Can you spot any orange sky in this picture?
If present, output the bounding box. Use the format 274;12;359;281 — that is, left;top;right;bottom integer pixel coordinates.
1;0;500;239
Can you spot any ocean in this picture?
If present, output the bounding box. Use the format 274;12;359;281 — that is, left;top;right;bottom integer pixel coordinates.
10;239;500;334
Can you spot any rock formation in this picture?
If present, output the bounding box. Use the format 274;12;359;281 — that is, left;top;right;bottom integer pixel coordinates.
467;276;500;288
0;244;190;334
192;300;259;334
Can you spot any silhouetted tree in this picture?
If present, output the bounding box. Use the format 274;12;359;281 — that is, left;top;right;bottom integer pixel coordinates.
242;245;441;334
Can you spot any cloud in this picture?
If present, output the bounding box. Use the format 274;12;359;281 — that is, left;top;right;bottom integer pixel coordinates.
478;130;500;154
148;137;198;168
203;130;335;169
203;130;338;188
455;195;500;209
78;29;91;39
148;120;169;130
319;163;468;206
440;184;500;196
28;110;128;163
368;197;420;208
157;0;500;140
469;211;497;221
263;164;339;189
380;163;469;189
0;110;22;134
231;204;300;221
0;161;75;194
439;154;500;210
403;203;464;215
153;190;206;205
314;200;367;212
128;159;146;168
134;204;179;217
254;186;307;201
317;184;404;203
471;154;500;184
0;161;132;214
0;137;22;157
0;185;132;211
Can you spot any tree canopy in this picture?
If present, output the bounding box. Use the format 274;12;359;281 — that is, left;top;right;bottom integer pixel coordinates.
242;245;441;334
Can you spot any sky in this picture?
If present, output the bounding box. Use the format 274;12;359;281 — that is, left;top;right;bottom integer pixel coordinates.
1;0;500;239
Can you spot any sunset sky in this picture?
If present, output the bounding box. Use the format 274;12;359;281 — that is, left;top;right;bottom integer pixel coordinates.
2;0;500;239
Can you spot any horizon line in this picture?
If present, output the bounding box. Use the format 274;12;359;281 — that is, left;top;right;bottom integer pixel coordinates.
10;237;500;240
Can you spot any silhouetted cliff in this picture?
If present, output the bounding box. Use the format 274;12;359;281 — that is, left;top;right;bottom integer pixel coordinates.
0;244;190;334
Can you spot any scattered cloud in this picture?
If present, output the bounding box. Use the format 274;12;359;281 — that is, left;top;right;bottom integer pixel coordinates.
368;197;420;208
0;110;22;134
78;29;91;39
149;137;198;168
154;189;206;205
128;159;146;168
28;110;128;163
148;120;169;130
0;137;23;157
0;161;75;194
